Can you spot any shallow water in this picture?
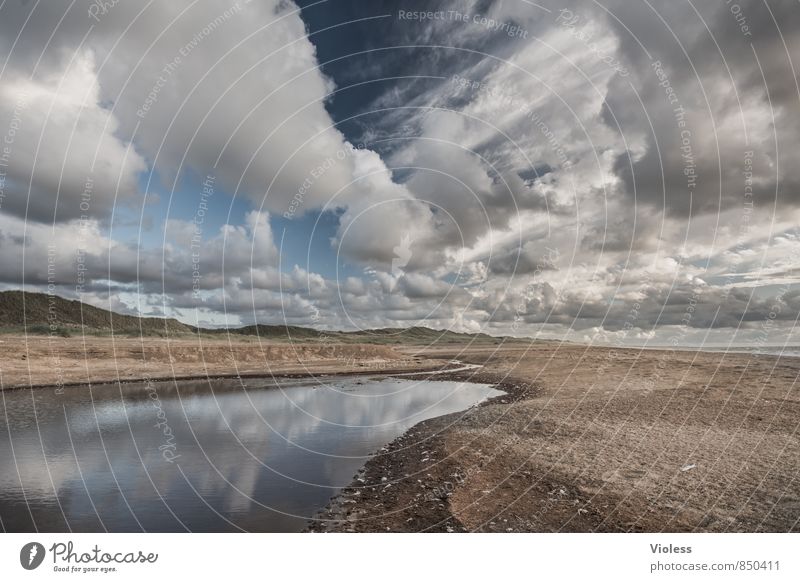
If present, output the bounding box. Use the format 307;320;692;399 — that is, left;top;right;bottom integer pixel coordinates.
0;376;500;532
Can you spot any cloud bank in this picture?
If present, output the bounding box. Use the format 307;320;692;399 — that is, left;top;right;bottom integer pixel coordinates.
1;0;798;347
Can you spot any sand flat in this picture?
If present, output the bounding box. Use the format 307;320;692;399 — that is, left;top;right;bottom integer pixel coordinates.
312;342;800;532
0;335;436;389
4;336;798;532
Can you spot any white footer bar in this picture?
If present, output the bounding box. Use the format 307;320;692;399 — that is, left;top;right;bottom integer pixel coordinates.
1;533;796;581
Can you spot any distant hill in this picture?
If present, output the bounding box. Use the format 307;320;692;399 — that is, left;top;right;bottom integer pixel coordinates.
217;324;501;344
0;291;509;343
0;290;193;335
339;326;499;344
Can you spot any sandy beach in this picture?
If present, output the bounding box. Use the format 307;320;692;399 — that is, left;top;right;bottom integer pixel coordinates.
2;335;798;532
312;342;800;532
0;335;441;390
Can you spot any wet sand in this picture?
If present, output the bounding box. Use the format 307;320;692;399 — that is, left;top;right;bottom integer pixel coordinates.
310;342;800;532
3;335;798;532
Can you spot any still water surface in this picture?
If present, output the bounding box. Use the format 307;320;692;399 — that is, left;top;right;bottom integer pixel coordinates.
0;376;500;531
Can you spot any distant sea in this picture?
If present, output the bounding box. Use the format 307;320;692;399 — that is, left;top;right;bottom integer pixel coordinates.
641;345;800;358
700;346;800;359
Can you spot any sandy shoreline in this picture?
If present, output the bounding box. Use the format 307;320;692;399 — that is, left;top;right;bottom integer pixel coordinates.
310;343;800;532
0;335;447;390
0;362;459;393
2;336;798;532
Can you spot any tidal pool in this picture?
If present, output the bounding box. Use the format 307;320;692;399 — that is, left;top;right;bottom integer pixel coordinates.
0;376;501;531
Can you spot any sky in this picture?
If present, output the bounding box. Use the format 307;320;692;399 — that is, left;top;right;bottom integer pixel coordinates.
0;0;799;347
